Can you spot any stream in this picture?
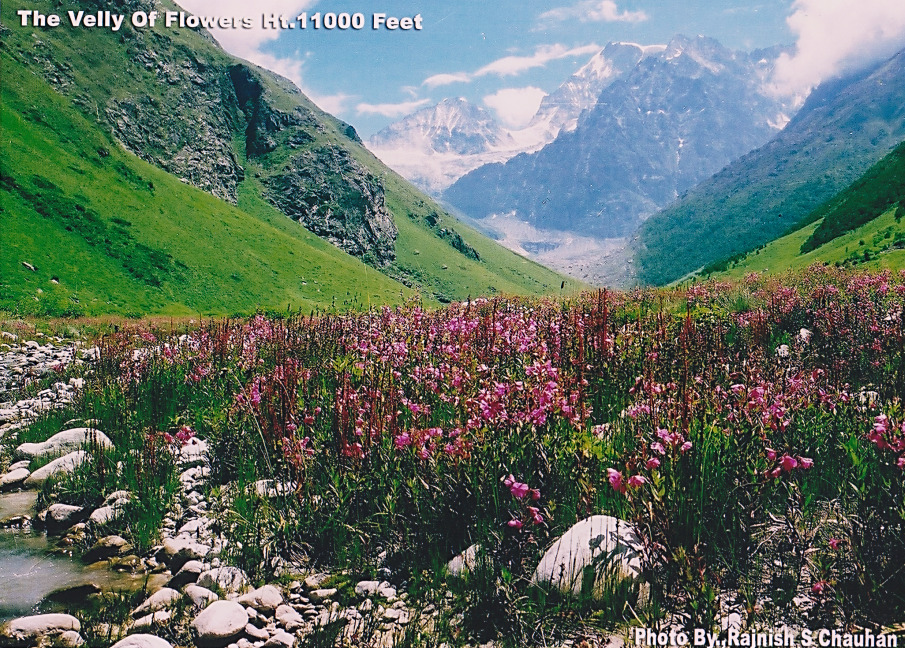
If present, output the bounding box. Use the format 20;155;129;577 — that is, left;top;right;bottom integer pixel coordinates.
0;491;165;623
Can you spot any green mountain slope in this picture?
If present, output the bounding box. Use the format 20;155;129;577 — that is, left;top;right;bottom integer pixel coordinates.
800;140;905;252
634;49;905;286
698;142;905;281
1;0;581;317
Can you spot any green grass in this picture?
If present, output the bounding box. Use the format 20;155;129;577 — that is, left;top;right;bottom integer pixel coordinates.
701;206;905;281
1;0;582;317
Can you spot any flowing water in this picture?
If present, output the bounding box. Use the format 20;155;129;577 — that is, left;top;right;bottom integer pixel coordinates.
0;491;165;622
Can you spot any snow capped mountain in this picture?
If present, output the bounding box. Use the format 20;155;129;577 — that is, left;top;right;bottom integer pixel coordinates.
521;41;663;145
366;42;655;193
366;98;520;193
443;35;794;285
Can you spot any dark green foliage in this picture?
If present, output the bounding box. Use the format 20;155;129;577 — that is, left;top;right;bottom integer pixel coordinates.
801;140;905;252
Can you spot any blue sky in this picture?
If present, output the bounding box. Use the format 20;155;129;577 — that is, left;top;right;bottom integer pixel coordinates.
175;0;905;136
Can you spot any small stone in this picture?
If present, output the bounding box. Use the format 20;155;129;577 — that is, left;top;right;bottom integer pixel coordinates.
307;588;336;604
83;535;132;563
0;468;31;491
131;611;172;631
354;580;380;596
237;584;284;614
0;613;81;645
132;587;183;618
23;451;86;488
185;584;220;609
274;604;305;632
197;566;249;595
262;629;296;648
192;600;249;647
111;634;174;648
166;559;204;588
244;623;269;641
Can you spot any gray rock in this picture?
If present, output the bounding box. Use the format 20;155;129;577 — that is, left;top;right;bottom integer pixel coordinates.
167;559;204;589
237;584;283;614
0;613;81;646
83;535;133;563
23;451;86;488
0;467;30;491
197;566;249;595
274;604;305;632
192;600;248;647
37;504;85;532
447;544;481;577
262;629;296;648
15;427;113;460
354;580;381;596
243;623;269;641
185;584;219;609
531;515;644;599
131;611;172;632
307;588;336;603
132;587;183;617
158;536;211;570
111;635;174;648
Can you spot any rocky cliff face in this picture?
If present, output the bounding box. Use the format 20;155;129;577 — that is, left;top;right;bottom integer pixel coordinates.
27;12;396;265
263;147;397;265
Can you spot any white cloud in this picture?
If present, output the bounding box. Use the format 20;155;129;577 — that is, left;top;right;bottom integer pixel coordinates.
771;0;905;97
356;99;432;118
539;1;648;24
483;87;547;128
475;44;602;77
423;72;472;88
423;44;601;89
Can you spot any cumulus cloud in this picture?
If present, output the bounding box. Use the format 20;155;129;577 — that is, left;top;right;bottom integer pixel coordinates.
483;87;547;128
771;0;905;97
539;0;648;24
356;99;432;118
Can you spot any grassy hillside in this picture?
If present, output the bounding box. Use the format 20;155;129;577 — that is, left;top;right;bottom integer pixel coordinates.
698;207;905;282
1;0;582;317
635;52;905;286
800;140;905;252
695;139;905;282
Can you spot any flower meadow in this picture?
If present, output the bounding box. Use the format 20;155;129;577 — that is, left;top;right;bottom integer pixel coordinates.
23;266;905;644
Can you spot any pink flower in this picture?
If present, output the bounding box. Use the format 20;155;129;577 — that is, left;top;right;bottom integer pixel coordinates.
898;455;905;470
651;442;665;455
607;468;626;494
527;506;544;525
510;481;529;499
507;518;523;529
829;538;842;550
812;580;828;595
645;458;661;470
680;441;692;454
780;455;798;472
394;433;412;449
766;447;777;461
627;475;647;488
799;457;814;469
529;488;541;501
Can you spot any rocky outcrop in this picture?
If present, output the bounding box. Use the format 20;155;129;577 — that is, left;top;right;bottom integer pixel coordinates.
263;147;397;265
103;42;244;204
